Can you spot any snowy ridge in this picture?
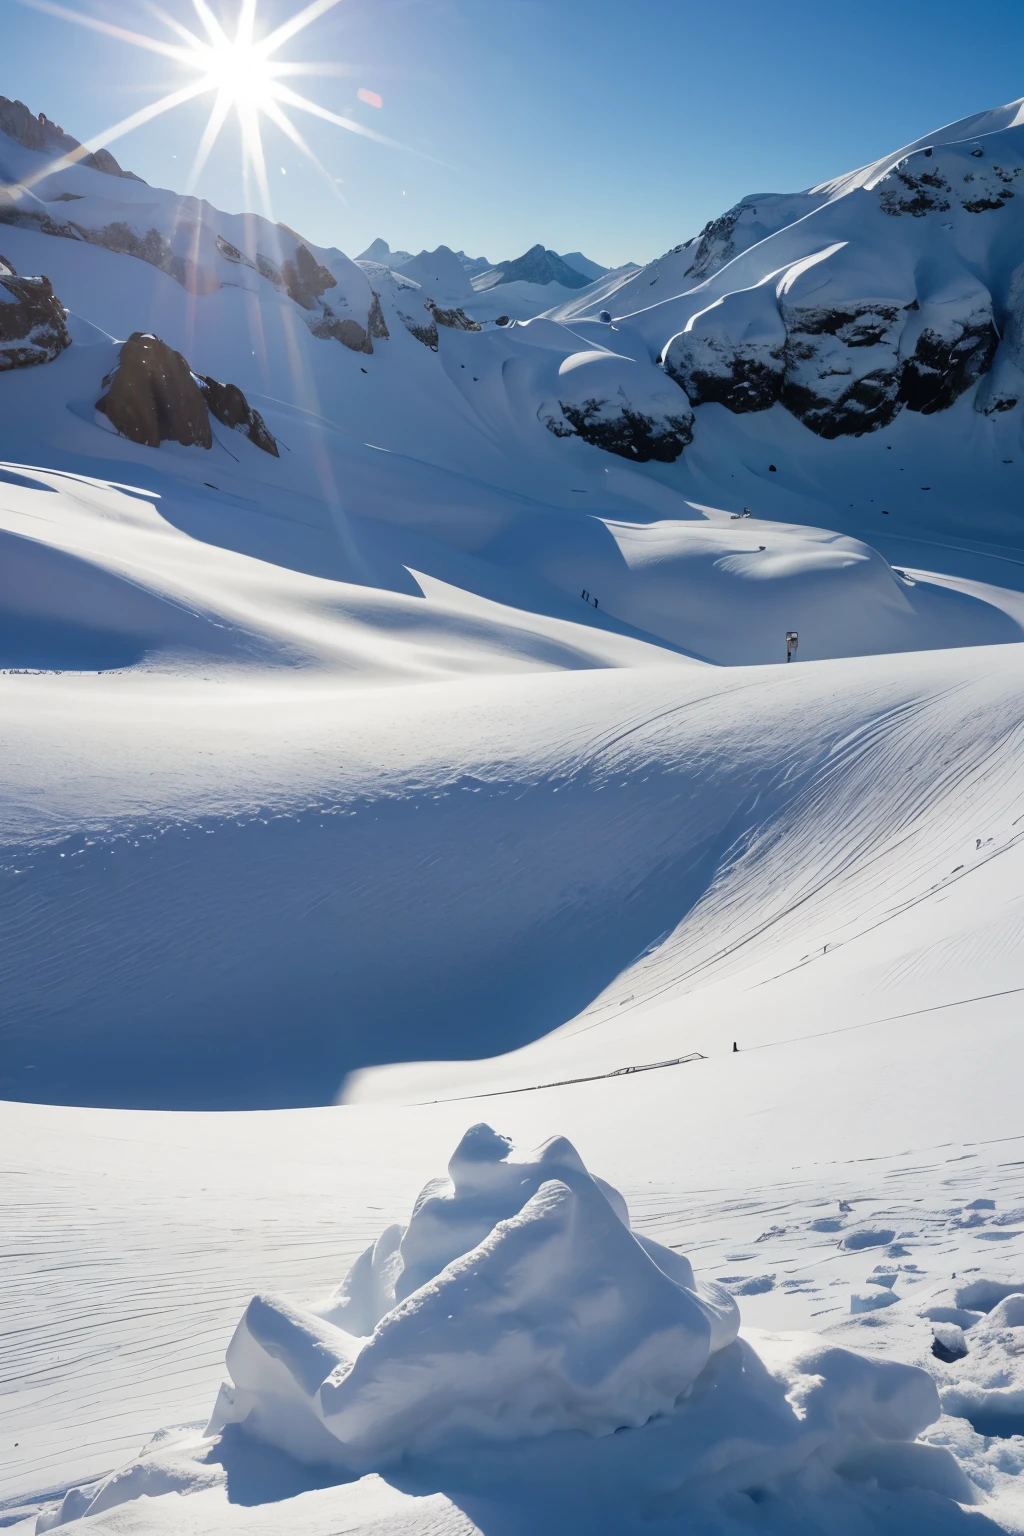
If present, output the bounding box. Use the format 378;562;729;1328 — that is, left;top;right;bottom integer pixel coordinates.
4;90;1024;1536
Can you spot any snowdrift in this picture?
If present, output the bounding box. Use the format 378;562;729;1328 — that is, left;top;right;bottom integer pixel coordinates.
38;1128;968;1533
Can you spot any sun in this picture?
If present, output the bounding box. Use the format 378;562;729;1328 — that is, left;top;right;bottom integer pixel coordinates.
13;0;399;212
200;33;278;111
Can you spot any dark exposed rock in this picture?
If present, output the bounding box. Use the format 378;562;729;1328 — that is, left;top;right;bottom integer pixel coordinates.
547;397;693;463
309;311;373;354
0;253;71;370
402;298;481;349
256;253;283;287
0;206;209;290
403;316;438;350
281;243;337;310
0;96;142;180
899;319;999;414
781;368;902;439
879;160;952;217
665;333;784;413
426;299;481;332
367;292;390;340
682;203;748;279
96;332;212;450
198;376;278;456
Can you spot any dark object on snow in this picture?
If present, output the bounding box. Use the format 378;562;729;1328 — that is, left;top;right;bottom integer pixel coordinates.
198;375;278;456
494;315;510;327
0;253;71;369
96;332;212;449
769;463;777;471
281;242;337;311
96;331;277;456
598;310;612;324
931;1323;968;1364
733;1041;738;1052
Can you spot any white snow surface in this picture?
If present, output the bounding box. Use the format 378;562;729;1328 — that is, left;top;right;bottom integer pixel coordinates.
6;95;1024;1536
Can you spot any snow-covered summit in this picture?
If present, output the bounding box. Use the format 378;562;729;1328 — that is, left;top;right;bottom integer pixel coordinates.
355;237;413;268
475;244;593;291
550;96;1024;441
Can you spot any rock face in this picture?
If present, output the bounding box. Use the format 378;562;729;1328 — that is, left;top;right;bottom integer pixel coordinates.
198;376;278;456
541;352;694;463
0;96;141;180
0;254;71;370
401;299;482;350
281;243;337;310
96;333;278;456
97;333;212;450
665;259;1000;440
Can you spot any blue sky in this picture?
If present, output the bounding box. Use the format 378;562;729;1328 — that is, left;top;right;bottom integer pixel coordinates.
6;0;1024;267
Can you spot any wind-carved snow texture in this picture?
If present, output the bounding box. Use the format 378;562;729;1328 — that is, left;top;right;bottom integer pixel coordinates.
210;1125;741;1466
39;1126;969;1532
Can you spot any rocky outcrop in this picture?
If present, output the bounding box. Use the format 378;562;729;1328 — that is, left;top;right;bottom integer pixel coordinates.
96;333;212;449
197;376;278;456
0;97;141;180
281;243;337;309
428;299;481;332
541;355;694;463
549;398;694;461
95;333;278;455
878;149;1023;218
401;298;482;350
308;311;374;354
664;261;1001;439
0;206;209;291
0;254;71;370
367;292;390;340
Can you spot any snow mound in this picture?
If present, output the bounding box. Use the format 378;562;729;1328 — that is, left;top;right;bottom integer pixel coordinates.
208;1125;740;1467
38;1128;965;1531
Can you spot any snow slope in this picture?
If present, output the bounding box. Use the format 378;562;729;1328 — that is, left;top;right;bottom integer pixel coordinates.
5;94;1024;1536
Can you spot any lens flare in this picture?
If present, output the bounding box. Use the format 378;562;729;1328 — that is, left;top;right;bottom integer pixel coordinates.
12;0;404;212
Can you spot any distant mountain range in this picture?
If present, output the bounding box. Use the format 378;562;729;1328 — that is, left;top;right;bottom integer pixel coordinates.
356;239;620;288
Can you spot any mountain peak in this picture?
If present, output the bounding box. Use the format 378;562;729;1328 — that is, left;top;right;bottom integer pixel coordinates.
481;245;592;290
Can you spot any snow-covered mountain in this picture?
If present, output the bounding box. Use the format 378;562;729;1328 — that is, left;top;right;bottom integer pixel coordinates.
558;250;612;280
355;236;412;268
6;92;1024;1536
551;99;1024;446
475;243;593;290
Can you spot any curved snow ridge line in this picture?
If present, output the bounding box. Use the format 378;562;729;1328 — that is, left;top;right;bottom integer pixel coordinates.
568;666;1024;1021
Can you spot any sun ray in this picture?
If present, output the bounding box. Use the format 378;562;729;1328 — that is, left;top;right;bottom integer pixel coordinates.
139;0;209;53
6;79;214;195
261;96;348;205
190;0;230;48
260;0;346;55
186;89;234;192
270;81;405;151
237;98;273;215
14;0;196;64
236;0;259;49
16;0;434;220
